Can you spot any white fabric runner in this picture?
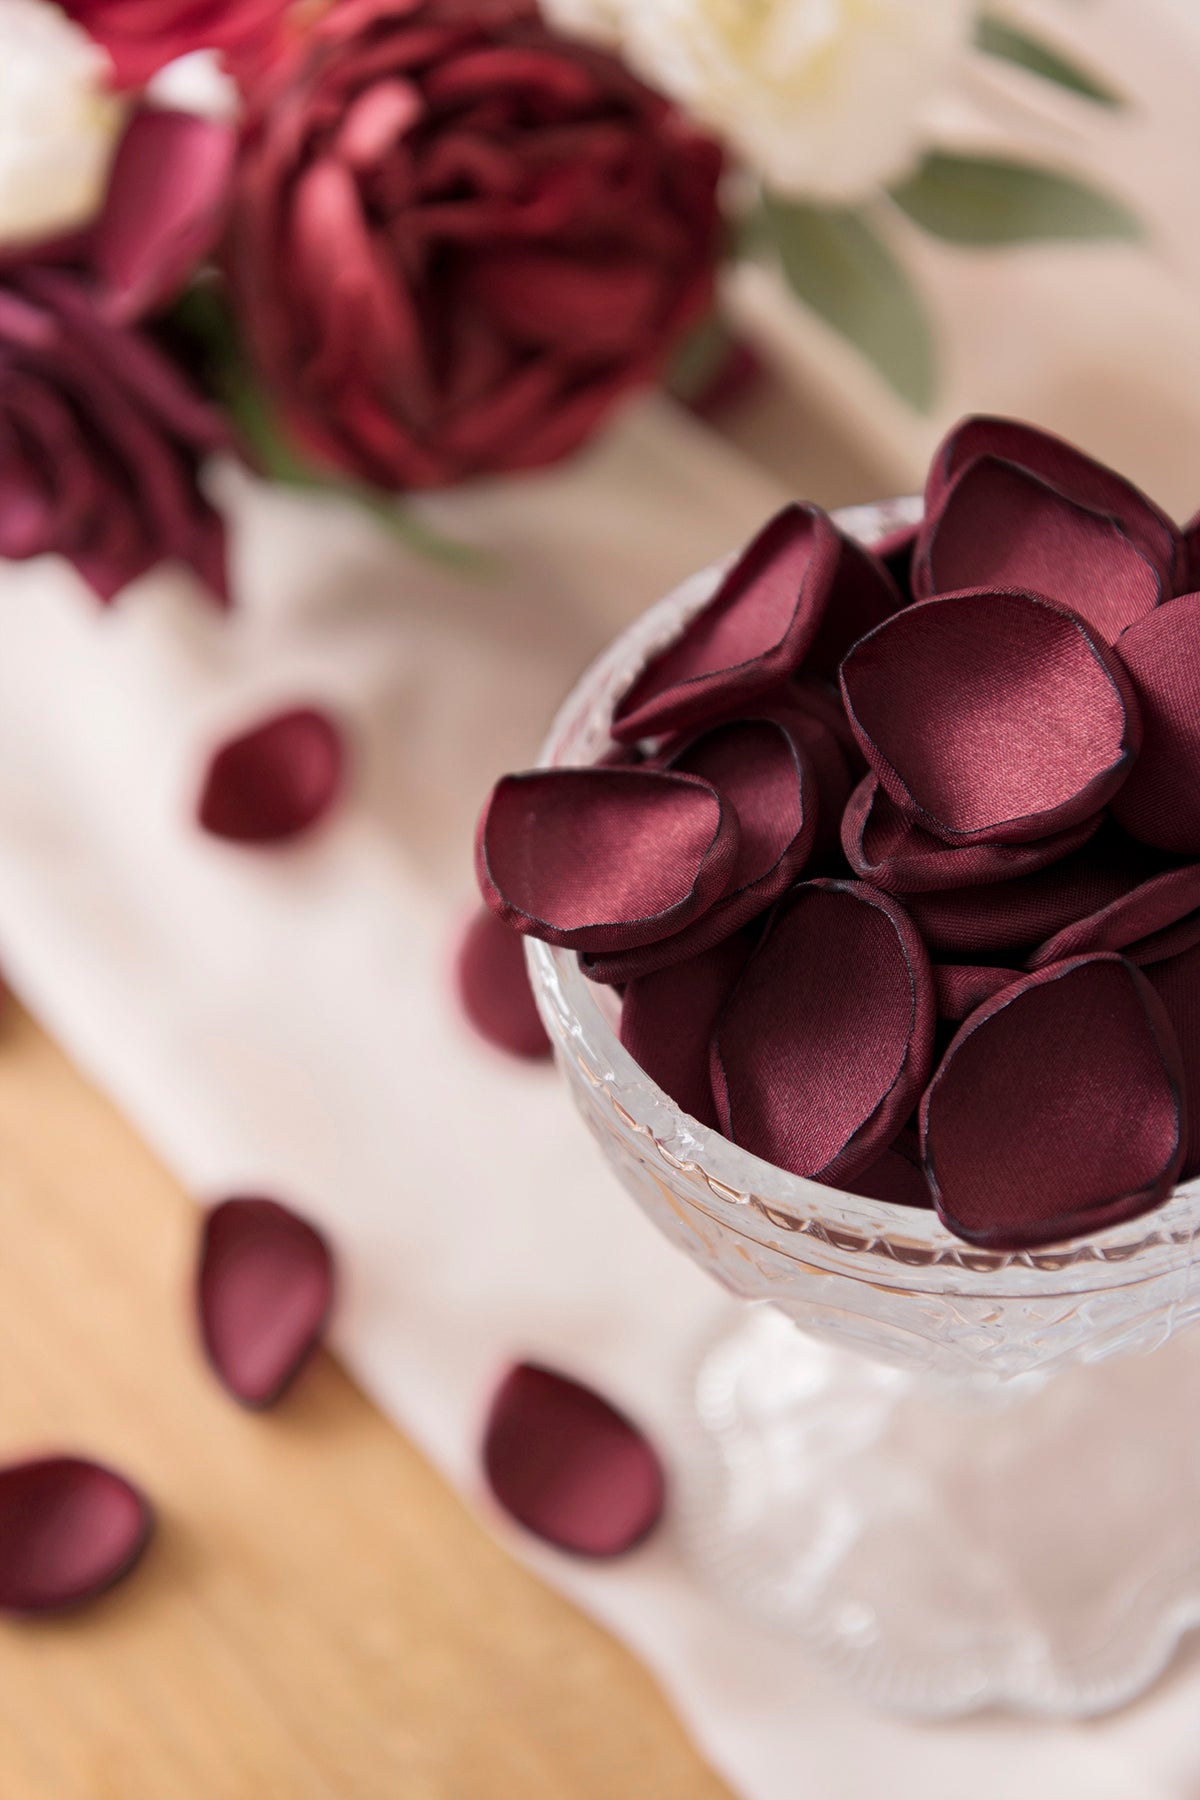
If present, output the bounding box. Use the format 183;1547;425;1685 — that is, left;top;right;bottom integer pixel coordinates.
0;396;1198;1798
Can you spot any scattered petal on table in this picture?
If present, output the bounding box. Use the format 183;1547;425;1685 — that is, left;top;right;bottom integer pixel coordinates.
0;1456;152;1615
924;415;1182;591
476;766;739;953
840;588;1140;845
921;955;1184;1250
712;880;934;1186
198;707;346;844
915;456;1162;644
454;906;551;1061
1111;592;1200;855
842;774;1101;895
482;1363;665;1558
198;1197;335;1408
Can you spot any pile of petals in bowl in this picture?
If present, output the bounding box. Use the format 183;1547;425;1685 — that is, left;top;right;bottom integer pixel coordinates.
476;417;1200;1252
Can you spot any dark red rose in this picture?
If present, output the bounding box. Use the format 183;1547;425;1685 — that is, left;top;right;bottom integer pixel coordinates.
228;0;723;490
0;269;228;603
63;0;293;86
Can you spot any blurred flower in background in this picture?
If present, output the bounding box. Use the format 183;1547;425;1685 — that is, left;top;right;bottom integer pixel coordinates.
59;0;293;85
228;0;723;488
0;0;125;247
0;0;1151;606
542;0;975;201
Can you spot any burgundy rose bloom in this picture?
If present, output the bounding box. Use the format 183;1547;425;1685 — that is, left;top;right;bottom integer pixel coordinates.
228;0;723;489
0;270;228;603
63;0;293;86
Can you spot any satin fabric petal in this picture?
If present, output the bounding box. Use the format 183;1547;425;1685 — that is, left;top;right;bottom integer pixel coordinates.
454;905;552;1060
847;1130;932;1208
476;766;740;952
482;1362;665;1558
1111;592;1200;855
840;588;1141;846
712;880;934;1187
1027;861;1200;969
924;416;1182;592
197;1197;335;1408
619;930;756;1127
842;774;1102;895
1144;940;1200;1179
934;964;1018;1020
197;707;346;843
610;505;843;742
915;455;1162;644
921;954;1185;1250
611;514;899;745
905;826;1166;959
581;717;815;982
0;1458;153;1614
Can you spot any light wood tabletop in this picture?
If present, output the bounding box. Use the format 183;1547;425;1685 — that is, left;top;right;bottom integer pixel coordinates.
0;1002;732;1800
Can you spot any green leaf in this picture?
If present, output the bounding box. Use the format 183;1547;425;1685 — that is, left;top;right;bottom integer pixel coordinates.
976;16;1122;107
891;152;1140;246
761;195;936;412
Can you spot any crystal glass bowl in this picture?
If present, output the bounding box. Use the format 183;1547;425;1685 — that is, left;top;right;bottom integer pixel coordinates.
525;499;1200;1718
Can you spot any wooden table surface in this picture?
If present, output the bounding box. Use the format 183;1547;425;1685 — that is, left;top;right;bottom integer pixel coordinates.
0;1003;733;1800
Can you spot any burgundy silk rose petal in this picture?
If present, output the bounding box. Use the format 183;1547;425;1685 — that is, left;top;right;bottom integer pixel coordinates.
1110;593;1200;855
1145;940;1200;1178
842;774;1102;895
1127;909;1200;968
581;718;814;982
619;930;755;1126
848;1133;933;1208
712;880;935;1186
934;964;1018;1020
925;416;1182;590
1184;513;1200;592
872;519;918;601
94;110;236;322
840;588;1141;845
198;1197;335;1408
1028;862;1200;969
0;1457;152;1615
454;906;551;1061
921;955;1185;1249
905;827;1164;959
482;1362;665;1558
915;457;1161;643
476;767;739;953
198;707;346;844
610;506;842;742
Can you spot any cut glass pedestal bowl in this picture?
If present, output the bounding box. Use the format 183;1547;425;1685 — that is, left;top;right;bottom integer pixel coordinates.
525;499;1200;1719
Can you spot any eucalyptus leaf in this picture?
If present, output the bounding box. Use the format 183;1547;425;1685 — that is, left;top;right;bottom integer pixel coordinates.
976;16;1122;106
891;152;1140;246
762;195;936;412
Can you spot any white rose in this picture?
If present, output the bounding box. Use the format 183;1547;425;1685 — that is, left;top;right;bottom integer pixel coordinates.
542;0;974;203
0;0;125;248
